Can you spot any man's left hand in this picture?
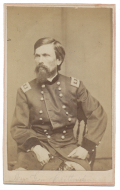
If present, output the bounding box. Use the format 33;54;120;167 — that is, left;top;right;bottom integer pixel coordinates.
68;146;88;159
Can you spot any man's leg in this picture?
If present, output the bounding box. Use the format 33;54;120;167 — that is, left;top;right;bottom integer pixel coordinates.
13;151;43;170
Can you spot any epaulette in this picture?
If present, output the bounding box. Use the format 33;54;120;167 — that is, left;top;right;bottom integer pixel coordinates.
70;77;80;88
21;82;31;93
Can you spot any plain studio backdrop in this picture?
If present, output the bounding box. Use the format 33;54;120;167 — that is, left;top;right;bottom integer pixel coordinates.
7;6;112;163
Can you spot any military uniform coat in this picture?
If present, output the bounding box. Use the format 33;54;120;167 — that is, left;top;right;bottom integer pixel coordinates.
11;74;107;170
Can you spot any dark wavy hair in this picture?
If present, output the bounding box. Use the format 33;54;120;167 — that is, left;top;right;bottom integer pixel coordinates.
34;37;65;70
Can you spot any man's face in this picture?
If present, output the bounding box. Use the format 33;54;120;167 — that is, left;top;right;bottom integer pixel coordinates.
34;43;61;83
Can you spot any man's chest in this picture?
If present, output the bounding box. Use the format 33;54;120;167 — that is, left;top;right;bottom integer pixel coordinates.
26;81;78;129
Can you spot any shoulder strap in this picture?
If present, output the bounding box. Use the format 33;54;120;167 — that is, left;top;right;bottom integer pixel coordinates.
71;77;80;88
21;82;31;93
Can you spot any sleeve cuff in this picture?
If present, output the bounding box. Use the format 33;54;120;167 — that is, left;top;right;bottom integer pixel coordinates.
22;137;41;151
82;138;96;152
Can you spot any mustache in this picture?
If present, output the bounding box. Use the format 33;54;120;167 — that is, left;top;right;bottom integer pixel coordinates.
35;64;49;73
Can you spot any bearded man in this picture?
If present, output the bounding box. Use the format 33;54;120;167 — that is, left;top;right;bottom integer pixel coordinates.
10;37;107;171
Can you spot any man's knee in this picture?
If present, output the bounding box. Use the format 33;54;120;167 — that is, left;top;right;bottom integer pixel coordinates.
13;151;43;170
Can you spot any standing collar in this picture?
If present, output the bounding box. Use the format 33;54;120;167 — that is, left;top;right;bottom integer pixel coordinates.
47;72;58;82
46;73;59;85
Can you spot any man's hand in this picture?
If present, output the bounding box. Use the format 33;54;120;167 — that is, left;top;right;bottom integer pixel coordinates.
68;146;88;159
31;145;50;166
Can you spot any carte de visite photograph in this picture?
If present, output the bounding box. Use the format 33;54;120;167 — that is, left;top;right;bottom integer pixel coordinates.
4;3;115;185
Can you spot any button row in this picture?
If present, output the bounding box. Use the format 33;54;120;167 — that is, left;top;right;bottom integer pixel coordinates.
62;105;71;121
57;82;62;98
39;110;43;121
47;134;66;139
95;141;101;148
58;85;72;122
43;129;50;138
47;135;66;140
43;128;67;140
92;141;101;152
40;84;45;121
40;82;72;123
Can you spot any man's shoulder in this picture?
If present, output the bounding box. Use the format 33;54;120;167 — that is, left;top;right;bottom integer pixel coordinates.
59;74;80;88
20;78;36;93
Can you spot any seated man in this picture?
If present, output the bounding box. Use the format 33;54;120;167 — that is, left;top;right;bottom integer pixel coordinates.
10;37;107;171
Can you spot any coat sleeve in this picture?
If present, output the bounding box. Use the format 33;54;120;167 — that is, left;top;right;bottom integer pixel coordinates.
76;81;107;153
11;88;41;151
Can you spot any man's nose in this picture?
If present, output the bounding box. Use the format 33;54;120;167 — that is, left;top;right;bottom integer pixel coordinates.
38;56;44;63
36;56;44;65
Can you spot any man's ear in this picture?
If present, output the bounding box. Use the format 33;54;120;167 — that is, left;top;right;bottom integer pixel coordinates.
57;59;62;66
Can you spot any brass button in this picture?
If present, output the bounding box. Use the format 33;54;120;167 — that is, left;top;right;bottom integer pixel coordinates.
46;133;48;135
63;130;66;134
41;84;45;88
47;135;51;139
41;91;44;94
58;87;61;91
57;82;60;85
51;156;54;159
39;118;43;121
44;129;47;132
66;112;68;115
92;149;94;152
61;135;65;139
59;93;63;97
99;141;101;144
62;105;66;109
40;97;44;101
68;118;72;122
39;110;43;114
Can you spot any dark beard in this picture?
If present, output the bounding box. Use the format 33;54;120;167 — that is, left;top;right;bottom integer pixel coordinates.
35;64;55;84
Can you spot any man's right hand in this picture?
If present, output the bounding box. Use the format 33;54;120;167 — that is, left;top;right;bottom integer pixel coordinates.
31;145;50;166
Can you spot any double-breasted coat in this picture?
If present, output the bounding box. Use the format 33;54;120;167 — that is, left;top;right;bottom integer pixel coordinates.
11;73;107;170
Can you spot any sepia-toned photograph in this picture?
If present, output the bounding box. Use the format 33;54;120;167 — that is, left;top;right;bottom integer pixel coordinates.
4;3;115;185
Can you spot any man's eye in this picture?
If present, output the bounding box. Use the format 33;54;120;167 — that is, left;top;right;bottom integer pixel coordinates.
43;54;49;57
35;55;39;58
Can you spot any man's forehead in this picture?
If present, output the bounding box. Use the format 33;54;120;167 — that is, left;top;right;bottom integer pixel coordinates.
35;43;55;54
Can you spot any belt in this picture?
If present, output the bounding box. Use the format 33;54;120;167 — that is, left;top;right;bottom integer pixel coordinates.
32;124;74;135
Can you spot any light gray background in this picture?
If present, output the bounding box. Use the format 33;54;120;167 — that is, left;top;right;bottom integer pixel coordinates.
7;7;112;162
